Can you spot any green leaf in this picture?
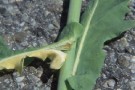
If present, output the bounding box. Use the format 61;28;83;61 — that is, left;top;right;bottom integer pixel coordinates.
0;22;82;73
57;22;83;90
68;0;135;90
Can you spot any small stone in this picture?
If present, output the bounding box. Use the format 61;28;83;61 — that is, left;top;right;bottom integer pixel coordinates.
20;22;25;27
125;46;132;53
131;56;135;63
130;29;135;36
45;11;50;16
21;41;29;47
30;18;36;26
129;63;135;71
117;55;130;67
52;20;60;29
3;0;9;4
31;75;40;82
18;82;25;89
32;42;38;47
131;74;135;81
44;85;50;90
48;24;54;30
129;81;135;90
120;38;129;47
15;76;25;83
4;79;10;84
117;89;122;90
9;0;16;3
102;73;107;79
103;79;116;88
37;82;42;87
95;89;101;90
15;0;23;2
50;33;57;41
36;67;43;77
0;7;6;14
22;13;29;22
13;72;20;77
124;79;129;83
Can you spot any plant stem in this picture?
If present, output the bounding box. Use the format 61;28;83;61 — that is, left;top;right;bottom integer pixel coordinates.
67;0;82;24
57;0;82;90
57;43;76;90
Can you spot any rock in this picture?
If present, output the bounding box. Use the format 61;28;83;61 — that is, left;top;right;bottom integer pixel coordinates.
103;79;116;89
37;82;42;87
131;56;135;63
36;67;43;78
131;73;135;80
48;24;55;30
120;38;129;47
117;54;131;67
17;82;25;89
31;74;40;82
3;0;9;4
0;7;6;14
95;89;101;90
125;46;133;53
20;41;29;47
4;79;10;84
15;76;25;83
117;89;122;90
129;81;135;90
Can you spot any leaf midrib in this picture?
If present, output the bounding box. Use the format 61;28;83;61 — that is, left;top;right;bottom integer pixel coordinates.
72;0;99;75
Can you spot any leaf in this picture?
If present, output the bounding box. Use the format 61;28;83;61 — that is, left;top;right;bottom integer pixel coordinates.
0;22;83;73
56;21;83;90
68;0;135;90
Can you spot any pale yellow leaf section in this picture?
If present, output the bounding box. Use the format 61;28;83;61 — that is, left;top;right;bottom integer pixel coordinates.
0;49;66;73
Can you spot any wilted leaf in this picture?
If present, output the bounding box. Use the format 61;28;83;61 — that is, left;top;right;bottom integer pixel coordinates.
68;0;135;90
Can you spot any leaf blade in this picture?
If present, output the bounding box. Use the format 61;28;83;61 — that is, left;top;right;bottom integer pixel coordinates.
69;0;135;90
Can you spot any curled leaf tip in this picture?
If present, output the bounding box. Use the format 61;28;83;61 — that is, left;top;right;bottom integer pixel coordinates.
49;49;67;69
0;48;67;73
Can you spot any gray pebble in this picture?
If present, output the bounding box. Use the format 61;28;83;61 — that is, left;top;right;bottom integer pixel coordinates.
117;89;122;90
3;0;9;4
17;82;25;89
103;79;116;89
129;81;135;90
48;24;55;30
31;74;40;82
21;41;29;47
131;56;135;63
15;76;25;83
4;79;10;84
117;54;131;67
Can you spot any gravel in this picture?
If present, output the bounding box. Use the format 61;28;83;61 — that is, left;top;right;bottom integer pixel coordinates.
0;0;63;89
0;0;62;50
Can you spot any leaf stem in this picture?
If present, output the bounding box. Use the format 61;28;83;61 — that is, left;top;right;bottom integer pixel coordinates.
57;0;82;90
67;0;82;24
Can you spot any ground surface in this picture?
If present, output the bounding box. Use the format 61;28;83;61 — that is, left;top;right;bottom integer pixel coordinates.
0;0;63;90
0;0;135;90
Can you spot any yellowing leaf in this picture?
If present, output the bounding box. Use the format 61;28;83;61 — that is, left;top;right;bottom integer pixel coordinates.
0;48;66;73
0;22;83;73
